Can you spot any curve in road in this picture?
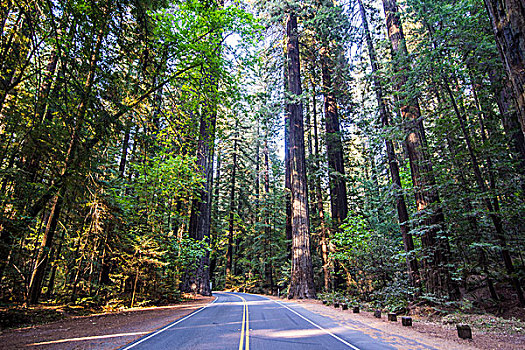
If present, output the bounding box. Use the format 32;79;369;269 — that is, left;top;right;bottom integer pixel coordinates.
120;292;436;350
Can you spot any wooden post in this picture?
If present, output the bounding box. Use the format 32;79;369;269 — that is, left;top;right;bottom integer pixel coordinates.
374;310;381;318
402;316;412;326
353;306;360;313
457;324;472;339
388;313;397;322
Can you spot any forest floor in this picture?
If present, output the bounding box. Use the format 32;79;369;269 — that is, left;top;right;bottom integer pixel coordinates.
0;295;214;349
271;296;525;350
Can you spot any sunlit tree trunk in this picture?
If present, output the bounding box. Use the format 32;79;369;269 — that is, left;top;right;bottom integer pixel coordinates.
311;76;330;292
286;11;316;299
381;0;457;299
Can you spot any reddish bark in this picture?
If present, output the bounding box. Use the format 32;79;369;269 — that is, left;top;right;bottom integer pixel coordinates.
286;11;316;299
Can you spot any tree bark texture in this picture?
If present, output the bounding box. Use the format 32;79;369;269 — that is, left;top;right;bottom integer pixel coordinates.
284;58;293;252
358;0;419;288
321;53;348;230
382;0;457;299
484;0;525;134
312;80;331;292
182;98;215;296
286;12;316;299
264;135;274;293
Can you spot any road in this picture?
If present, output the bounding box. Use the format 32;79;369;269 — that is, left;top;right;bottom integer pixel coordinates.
120;292;435;350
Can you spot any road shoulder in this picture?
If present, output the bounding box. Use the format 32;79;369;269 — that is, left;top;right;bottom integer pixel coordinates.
0;296;215;349
265;295;524;350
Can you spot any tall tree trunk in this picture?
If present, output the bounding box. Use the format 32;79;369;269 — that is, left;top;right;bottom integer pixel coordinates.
484;0;525;133
264;134;274;293
180;0;223;296
286;11;316;299
226;131;238;277
381;0;457;299
321;53;348;230
489;72;525;192
183;114;214;295
182;82;216;296
255;124;260;215
209;146;221;283
312;78;331;292
284;57;293;255
358;0;419;288
321;48;347;291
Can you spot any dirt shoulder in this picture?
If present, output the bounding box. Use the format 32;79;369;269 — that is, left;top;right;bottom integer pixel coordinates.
268;296;525;350
0;296;214;350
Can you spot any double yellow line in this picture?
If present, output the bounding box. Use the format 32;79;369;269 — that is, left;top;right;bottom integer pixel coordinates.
235;294;250;350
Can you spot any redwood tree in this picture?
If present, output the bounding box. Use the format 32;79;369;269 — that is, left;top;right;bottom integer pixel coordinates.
358;0;419;288
381;0;457;299
286;9;316;299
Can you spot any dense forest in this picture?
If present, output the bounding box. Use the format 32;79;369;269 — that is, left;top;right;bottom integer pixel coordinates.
1;0;524;317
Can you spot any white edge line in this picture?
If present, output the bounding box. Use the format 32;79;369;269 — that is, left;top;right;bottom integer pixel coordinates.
121;296;218;350
272;298;361;350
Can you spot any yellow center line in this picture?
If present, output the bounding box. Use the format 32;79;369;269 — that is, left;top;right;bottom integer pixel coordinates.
231;293;249;350
239;299;246;350
245;298;250;350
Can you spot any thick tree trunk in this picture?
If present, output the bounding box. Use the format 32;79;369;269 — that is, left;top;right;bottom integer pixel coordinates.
488;72;525;191
284;59;293;254
264;136;274;293
321;51;348;291
358;0;419;288
311;80;331;292
182;107;214;296
286;11;316;299
381;0;457;299
498;80;525;162
484;0;525;134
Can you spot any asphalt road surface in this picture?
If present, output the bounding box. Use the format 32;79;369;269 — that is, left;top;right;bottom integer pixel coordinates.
120;292;435;350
